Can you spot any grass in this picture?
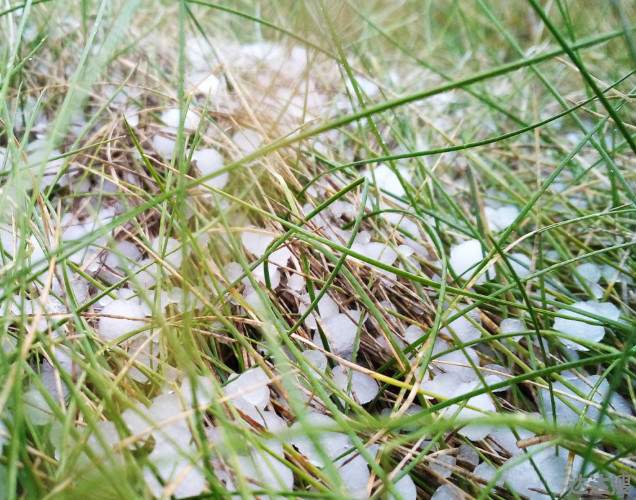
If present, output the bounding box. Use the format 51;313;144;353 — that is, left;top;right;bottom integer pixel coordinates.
0;0;635;498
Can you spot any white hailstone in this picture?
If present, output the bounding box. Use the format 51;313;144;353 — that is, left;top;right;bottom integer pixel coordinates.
301;349;328;373
106;240;142;270
404;325;425;345
601;264;630;283
223;367;271;411
480;364;509;393
347;76;380;98
26;140;64;189
502;451;568;499
429;454;456;479
457;443;479;468
147;394;193;457
350;241;398;280
144;459;207;499
450;239;487;284
152;237;183;269
0;224;17;259
426;372;463;399
300;293;339;330
24;387;53;426
443;309;481;343
192;148;228;190
474;461;501;485
433;340;480;382
160;108;201;131
336;453;370;499
484;205;519;232
488;426;534;457
508;252;531;278
539;373;630;425
314;313;358;357
268;246;293;268
180;375;214;408
127;336;158;384
224;262;243;283
389;473;417;500
332;366;379;405
444;382;495;441
249;262;281;289
500;318;525;341
241;228;274;257
98;299;147;343
553;301;615;350
430;484;463;500
188;72;221;96
242;287;269;315
364;164;408;197
232;129;263;156
289;412;352;467
287;271;305;291
52;272;90;305
239;446;294;494
587;301;620;322
576;263;601;284
152;133;176;160
41;360;68;403
123;106;140;127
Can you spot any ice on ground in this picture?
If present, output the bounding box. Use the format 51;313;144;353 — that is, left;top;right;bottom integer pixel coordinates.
450;239;488;284
232;129;263;156
500;317;525;341
364;164;409;198
488;426;534;456
553;301;617;350
314;313;358;357
192;147;228;190
301;349;328;373
431;484;463;500
577;262;601;284
299;293;339;330
152;133;176;160
485;204;519;232
429;454;456;478
502;450;576;499
336;453;370;499
98;299;147;343
389;473;417;500
404;324;425;345
241;228;274;257
151;237;183;269
538;373;632;426
432;339;480;382
160;107;200;131
24;387;53;426
180;375;214;408
144;458;207;499
289;412;352;467
508;252;531;278
443;381;495;441
474;461;501;485
332;365;379;404
442;308;481;343
223;367;271;411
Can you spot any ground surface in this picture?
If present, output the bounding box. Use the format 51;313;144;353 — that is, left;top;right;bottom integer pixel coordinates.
0;1;635;499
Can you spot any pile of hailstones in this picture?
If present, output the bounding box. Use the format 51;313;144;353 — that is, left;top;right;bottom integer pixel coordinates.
3;86;632;499
10;148;634;498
